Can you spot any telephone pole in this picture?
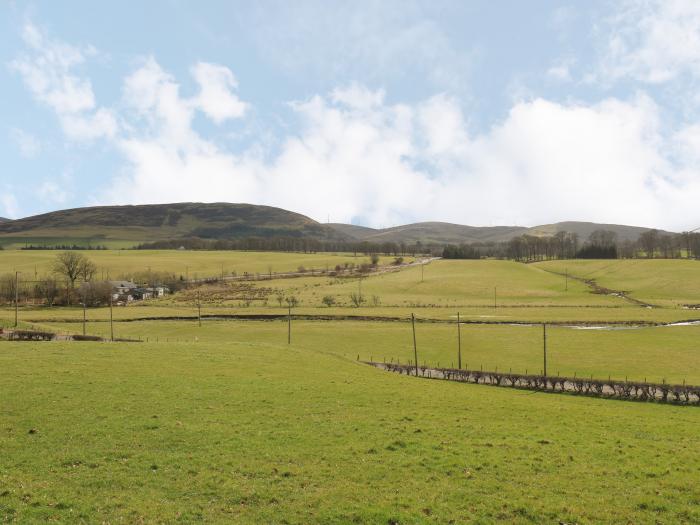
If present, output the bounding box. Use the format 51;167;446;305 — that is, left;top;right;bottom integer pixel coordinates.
109;293;114;342
457;312;462;369
411;313;419;377
14;271;20;328
82;299;87;336
542;323;548;377
287;306;292;344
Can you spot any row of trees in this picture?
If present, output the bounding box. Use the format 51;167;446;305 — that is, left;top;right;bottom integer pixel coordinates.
1;252;111;306
443;230;700;261
136;236;429;257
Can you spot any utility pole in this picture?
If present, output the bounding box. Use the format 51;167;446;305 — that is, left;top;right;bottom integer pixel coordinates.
543;323;547;377
411;313;419;377
494;286;497;309
358;275;363;303
287;306;292;344
109;293;114;342
565;269;568;292
14;271;20;328
457;312;462;369
82;298;86;336
197;292;202;327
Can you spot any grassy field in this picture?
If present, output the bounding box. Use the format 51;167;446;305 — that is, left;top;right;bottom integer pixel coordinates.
32;319;700;385
1;340;698;523
250;259;620;308
0;250;403;280
535;259;700;307
2;254;699;523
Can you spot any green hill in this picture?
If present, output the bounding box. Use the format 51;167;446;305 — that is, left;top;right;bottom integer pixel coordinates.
0;203;349;247
0;202;673;248
328;220;669;244
526;221;672;243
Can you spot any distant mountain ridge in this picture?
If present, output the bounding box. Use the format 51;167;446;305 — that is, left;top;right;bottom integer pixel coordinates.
0;202;674;247
328;220;671;244
0;203;348;244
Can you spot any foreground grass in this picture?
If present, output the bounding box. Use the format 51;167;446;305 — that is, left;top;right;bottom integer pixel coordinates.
34;319;700;385
0;340;698;523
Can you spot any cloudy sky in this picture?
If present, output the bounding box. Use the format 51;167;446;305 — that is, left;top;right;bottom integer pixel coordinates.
2;1;700;230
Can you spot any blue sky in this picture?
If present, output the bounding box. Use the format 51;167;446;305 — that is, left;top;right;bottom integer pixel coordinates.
2;1;699;230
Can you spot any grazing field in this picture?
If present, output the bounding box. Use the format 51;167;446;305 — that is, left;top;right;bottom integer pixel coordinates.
0;250;404;280
254;259;620;308
2;254;700;523
32;319;700;385
1;341;698;523
535;259;700;307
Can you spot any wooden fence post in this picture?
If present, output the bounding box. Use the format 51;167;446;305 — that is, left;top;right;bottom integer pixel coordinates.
457;312;462;369
411;313;419;377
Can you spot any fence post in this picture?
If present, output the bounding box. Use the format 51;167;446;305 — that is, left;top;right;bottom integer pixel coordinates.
543;323;547;377
457;312;462;369
411;313;419;377
288;306;291;345
109;293;114;342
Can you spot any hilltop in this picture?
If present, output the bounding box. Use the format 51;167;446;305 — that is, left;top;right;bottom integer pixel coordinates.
328;220;668;244
0;202;673;248
0;203;348;247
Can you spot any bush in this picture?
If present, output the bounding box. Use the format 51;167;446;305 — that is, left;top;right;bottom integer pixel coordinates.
349;293;365;307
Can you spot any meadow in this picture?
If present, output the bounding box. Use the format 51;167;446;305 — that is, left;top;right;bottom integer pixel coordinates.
0;250;404;281
1;340;698;523
1;251;699;523
535;259;700;308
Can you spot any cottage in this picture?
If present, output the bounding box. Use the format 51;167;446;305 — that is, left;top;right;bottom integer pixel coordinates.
109;280;137;303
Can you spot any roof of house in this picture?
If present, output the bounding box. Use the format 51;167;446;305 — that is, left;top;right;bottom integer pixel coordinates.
109;280;137;289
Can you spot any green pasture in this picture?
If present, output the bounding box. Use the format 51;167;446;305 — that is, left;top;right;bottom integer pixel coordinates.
535;259;700;307
0;340;698;523
32;318;700;385
4;301;697;325
0;249;401;280
271;259;619;308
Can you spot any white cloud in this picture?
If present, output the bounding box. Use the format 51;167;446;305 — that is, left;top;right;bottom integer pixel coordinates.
248;1;473;93
9;23;117;141
0;192;20;219
600;0;700;84
546;59;574;82
9;128;41;158
103;62;700;230
191;62;248;123
11;24;700;231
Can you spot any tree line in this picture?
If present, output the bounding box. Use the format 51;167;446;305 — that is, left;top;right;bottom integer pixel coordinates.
442;229;700;261
135;236;429;256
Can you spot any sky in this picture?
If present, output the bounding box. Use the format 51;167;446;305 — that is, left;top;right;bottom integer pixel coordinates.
1;0;700;230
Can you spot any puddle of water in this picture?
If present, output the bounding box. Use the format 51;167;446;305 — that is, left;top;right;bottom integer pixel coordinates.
662;320;700;327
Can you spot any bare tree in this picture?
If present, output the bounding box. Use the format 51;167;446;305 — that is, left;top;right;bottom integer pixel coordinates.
35;276;59;306
638;229;659;258
52;252;96;304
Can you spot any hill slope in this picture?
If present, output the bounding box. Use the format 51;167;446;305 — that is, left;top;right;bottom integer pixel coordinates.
328;220;668;244
330;222;527;244
0;202;672;247
526;221;672;243
0;203;349;245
